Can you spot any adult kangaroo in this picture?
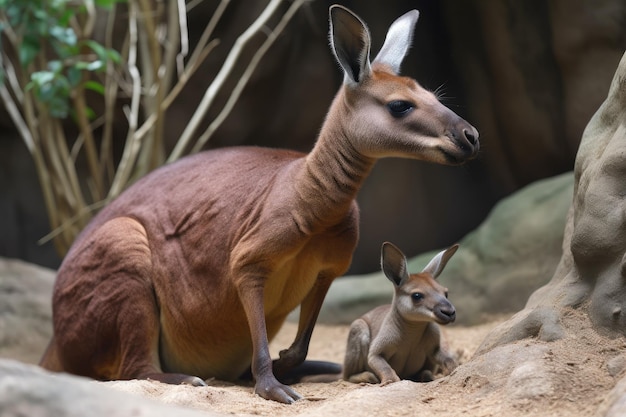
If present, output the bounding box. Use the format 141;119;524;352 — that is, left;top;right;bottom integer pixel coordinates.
40;5;479;403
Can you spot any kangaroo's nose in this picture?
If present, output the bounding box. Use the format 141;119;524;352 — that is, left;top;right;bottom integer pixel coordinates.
459;124;479;156
435;304;456;324
463;127;479;147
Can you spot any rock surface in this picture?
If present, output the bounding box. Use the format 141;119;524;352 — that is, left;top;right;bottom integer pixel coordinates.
0;359;219;417
0;258;53;364
474;49;626;416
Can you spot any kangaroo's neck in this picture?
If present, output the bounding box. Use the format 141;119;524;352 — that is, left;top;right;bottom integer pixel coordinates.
387;304;429;336
295;94;375;226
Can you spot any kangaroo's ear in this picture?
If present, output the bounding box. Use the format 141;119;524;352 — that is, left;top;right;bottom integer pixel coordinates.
373;9;419;74
381;242;410;287
422;244;459;279
329;5;372;86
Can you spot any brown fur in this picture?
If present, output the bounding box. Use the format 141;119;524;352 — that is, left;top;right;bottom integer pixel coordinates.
40;6;478;403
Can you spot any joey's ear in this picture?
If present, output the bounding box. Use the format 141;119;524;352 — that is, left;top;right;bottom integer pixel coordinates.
422;244;459;279
381;242;410;287
372;9;419;74
329;5;372;86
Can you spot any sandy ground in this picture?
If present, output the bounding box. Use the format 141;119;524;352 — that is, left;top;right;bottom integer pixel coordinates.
102;318;499;416
101;310;626;416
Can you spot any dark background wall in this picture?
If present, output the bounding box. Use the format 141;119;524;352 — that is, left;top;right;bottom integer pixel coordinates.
1;0;625;274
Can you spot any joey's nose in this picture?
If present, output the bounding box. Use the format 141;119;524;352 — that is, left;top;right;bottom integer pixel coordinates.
435;304;456;324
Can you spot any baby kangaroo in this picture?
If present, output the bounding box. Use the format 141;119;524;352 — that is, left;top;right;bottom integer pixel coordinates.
343;242;459;385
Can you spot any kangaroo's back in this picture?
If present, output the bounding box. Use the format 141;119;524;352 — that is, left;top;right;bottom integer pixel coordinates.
74;147;305;245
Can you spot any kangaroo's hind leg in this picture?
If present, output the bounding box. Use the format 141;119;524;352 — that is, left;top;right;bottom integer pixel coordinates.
46;216;204;386
343;318;379;384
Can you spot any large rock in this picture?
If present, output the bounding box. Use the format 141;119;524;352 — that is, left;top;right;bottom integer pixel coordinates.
0;359;219;417
0;258;54;364
319;171;573;325
473;50;626;416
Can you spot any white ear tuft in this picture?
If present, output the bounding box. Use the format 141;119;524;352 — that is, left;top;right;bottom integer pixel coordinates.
373;9;420;74
422;244;459;279
329;5;372;86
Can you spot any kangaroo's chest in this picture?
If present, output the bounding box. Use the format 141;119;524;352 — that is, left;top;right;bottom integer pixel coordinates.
263;236;351;316
379;325;437;378
387;342;429;378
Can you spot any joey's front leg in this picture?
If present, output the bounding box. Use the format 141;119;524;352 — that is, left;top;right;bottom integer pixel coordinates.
434;346;458;375
274;276;336;380
237;278;302;404
368;352;401;386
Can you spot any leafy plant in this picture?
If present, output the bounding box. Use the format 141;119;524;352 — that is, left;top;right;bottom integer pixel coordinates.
0;0;305;255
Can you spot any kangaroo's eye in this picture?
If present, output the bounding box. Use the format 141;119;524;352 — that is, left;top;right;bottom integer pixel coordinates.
411;293;423;302
387;100;414;117
445;291;449;298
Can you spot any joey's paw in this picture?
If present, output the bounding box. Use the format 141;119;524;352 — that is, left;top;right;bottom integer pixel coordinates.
379;375;401;386
182;376;208;386
347;371;379;385
143;372;207;387
255;377;303;404
442;357;458;375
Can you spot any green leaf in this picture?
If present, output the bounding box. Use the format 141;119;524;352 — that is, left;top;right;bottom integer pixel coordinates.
83;80;105;95
50;26;77;46
48;60;63;73
30;71;56;87
5;4;23;26
83;40;122;65
83;40;107;61
67;65;82;86
94;0;115;9
19;37;41;66
95;0;126;8
75;60;105;71
84;106;96;120
58;9;76;27
49;100;70;118
107;49;122;64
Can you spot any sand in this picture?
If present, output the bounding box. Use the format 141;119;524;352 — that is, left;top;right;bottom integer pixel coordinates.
100;312;626;416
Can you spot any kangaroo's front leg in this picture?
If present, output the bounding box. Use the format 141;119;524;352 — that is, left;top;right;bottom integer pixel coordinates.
274;274;336;379
237;278;302;403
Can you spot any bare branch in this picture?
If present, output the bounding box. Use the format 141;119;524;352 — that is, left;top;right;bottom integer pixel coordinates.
0;85;35;152
193;0;306;152
168;0;289;162
186;0;231;71
73;85;104;200
108;2;144;199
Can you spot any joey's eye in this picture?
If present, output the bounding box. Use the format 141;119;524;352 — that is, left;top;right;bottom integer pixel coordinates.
411;293;423;302
445;291;449;298
387;100;414;117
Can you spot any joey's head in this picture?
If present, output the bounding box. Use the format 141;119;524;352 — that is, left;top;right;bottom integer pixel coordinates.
381;241;458;325
329;5;479;165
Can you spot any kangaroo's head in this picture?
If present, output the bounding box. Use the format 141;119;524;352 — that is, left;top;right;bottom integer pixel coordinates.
381;241;458;325
328;5;479;165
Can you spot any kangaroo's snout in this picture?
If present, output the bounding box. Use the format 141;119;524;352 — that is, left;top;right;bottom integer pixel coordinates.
446;122;480;162
434;301;456;324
